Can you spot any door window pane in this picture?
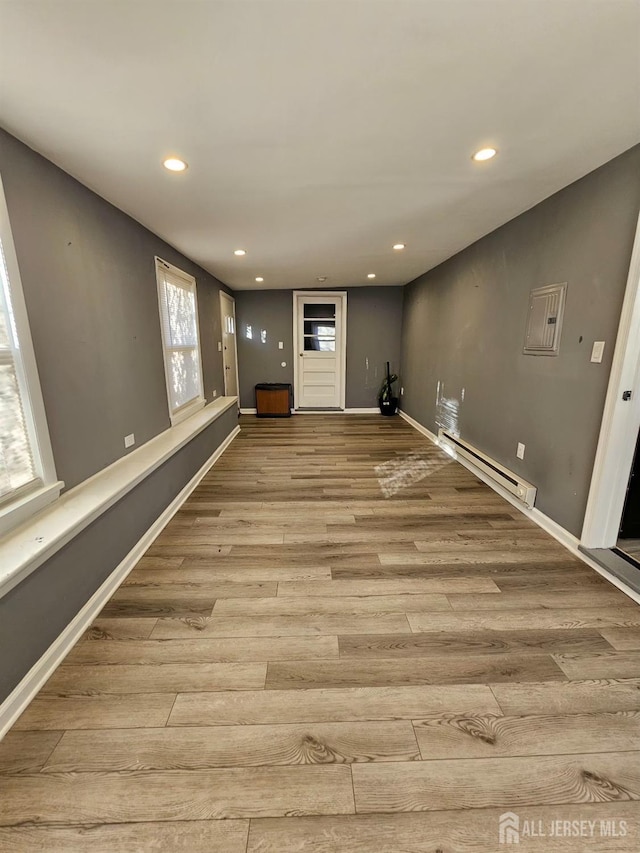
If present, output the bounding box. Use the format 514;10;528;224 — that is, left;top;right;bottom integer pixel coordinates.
304;337;336;351
303;303;336;320
304;320;335;336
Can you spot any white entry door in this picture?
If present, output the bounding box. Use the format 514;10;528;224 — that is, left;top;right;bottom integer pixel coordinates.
294;292;346;409
219;291;239;397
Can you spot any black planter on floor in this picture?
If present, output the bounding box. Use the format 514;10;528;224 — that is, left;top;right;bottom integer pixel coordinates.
379;396;398;416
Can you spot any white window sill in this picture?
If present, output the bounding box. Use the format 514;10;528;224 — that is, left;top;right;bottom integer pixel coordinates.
0;481;64;538
0;396;238;599
170;397;205;426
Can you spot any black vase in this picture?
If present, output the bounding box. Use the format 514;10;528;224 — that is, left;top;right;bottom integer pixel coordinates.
379;396;398;416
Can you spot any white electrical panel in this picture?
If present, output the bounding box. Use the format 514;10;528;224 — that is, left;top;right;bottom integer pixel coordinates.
523;283;567;356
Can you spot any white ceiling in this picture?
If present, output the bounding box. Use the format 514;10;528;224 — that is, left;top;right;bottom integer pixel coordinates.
1;1;639;291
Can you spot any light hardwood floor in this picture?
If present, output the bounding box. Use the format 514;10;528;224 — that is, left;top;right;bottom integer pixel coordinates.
2;414;640;851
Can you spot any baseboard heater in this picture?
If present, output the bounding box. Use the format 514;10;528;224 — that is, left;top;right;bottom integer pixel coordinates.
438;428;537;508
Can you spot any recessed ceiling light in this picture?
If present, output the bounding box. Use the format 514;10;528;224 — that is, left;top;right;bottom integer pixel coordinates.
393;243;406;250
472;147;497;162
255;276;264;282
163;157;188;172
367;273;376;279
234;249;247;256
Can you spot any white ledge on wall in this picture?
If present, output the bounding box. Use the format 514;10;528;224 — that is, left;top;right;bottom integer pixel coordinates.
0;396;238;599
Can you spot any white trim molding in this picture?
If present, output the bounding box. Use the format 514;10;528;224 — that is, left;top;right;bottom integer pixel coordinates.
0;174;61;535
582;211;640;549
0;424;241;740
399;409;640;606
0;396;238;598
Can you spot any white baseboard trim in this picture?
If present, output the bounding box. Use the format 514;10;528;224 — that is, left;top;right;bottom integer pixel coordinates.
0;424;241;740
344;408;380;414
399;409;640;606
398;409;439;444
239;408;257;414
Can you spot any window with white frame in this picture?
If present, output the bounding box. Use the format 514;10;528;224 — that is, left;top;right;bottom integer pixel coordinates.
155;257;205;424
0;175;60;533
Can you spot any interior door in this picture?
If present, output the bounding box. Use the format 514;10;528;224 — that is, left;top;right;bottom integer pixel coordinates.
295;294;343;409
219;292;238;397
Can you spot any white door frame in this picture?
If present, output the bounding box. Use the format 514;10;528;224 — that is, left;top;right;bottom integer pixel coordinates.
219;290;239;398
581;213;640;548
293;290;347;410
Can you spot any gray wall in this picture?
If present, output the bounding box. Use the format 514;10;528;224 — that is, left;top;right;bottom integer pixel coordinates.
0;408;237;702
0;128;230;490
0;129;238;701
401;144;640;537
235;286;404;409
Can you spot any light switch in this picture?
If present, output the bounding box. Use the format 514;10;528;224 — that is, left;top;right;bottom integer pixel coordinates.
124;433;135;449
591;341;605;363
516;442;525;460
278;341;284;349
217;341;222;352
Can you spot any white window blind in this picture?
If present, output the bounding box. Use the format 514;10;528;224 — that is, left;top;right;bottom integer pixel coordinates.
0;236;39;504
156;258;204;423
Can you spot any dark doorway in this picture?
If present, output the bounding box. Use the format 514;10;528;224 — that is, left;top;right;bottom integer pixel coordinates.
617;430;640;563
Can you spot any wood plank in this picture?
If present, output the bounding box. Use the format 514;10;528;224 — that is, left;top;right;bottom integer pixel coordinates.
352;752;640;813
247;804;640;852
0;766;355;824
133;556;186;571
12;694;176;731
81;618;158;640
278;578;500;596
493;572;610;591
266;653;566;690
599;628;640;650
448;591;633;610
109;581;277;600
0;821;249;853
44;721;419;771
407;607;640;633
214;595;450;616
124;565;333;583
168;685;502;726
0;731;62;774
339;629;612;659
331;560;583;580
64;636;338;665
41;663;267;695
553;651;640;680
412;710;640;759
491;679;640;715
380;550;572;565
151;614;412;638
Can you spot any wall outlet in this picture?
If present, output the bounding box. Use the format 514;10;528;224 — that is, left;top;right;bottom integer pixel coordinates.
124;433;135;449
212;389;217;398
591;341;605;363
400;387;404;395
217;341;222;352
516;442;525;460
278;341;284;349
